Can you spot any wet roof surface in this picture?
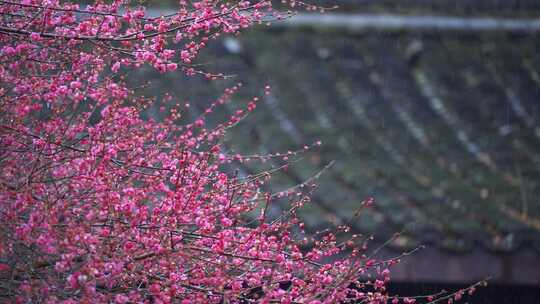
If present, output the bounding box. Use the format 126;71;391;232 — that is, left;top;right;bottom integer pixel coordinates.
133;21;540;254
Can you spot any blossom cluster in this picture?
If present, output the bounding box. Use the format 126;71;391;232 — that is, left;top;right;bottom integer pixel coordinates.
0;0;481;303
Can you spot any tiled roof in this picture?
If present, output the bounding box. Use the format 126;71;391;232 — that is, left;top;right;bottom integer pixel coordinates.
132;20;540;254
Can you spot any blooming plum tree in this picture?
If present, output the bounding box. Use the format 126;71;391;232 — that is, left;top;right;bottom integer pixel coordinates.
0;0;483;303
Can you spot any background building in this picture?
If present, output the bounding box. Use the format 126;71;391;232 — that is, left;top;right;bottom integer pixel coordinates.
137;0;540;301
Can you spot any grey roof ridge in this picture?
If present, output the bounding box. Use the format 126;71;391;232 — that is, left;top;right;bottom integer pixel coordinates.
278;13;540;32
140;8;540;32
